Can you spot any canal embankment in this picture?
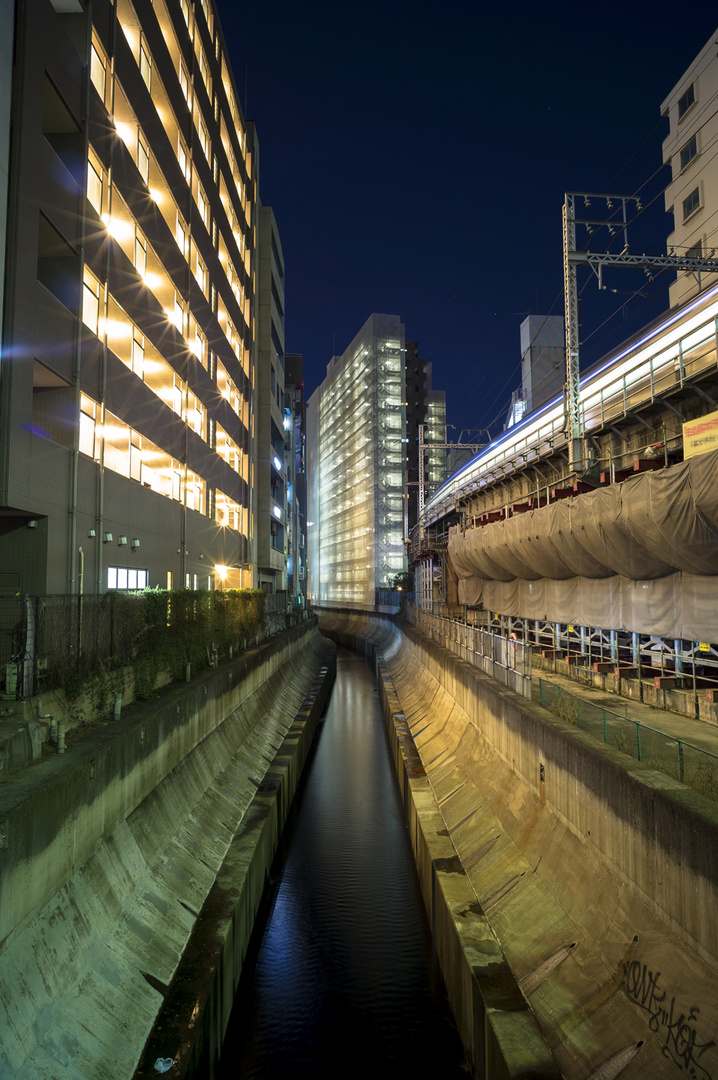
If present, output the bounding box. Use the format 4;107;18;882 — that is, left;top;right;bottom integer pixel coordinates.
0;618;335;1080
318;609;718;1080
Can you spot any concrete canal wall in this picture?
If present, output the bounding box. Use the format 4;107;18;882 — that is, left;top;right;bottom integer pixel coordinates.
0;619;336;1080
318;611;718;1080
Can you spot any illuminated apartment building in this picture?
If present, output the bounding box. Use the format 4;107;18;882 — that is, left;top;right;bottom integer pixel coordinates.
306;314;407;609
0;0;255;595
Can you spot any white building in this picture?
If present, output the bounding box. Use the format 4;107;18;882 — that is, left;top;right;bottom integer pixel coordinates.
307;314;407;609
661;28;718;308
506;315;564;429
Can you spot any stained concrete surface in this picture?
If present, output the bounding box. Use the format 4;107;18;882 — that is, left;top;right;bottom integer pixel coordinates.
320;611;718;1080
0;625;334;1080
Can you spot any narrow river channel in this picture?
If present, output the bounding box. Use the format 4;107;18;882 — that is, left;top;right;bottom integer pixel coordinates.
216;646;468;1079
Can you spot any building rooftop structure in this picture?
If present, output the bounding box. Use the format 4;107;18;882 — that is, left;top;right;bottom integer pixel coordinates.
307;314;407;610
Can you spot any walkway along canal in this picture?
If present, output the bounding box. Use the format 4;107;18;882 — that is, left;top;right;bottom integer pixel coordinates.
217;647;468;1079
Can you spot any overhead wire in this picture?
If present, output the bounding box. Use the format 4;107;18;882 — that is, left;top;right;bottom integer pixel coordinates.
469;94;718;437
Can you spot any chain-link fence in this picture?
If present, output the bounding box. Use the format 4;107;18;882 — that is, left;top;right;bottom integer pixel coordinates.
405;604;532;698
539;679;718;802
3;590;268;700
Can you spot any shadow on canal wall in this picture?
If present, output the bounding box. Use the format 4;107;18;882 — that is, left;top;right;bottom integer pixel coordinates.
0;619;335;1080
317;609;718;1080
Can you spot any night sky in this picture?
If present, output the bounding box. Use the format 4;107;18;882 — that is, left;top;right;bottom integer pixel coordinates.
214;0;718;439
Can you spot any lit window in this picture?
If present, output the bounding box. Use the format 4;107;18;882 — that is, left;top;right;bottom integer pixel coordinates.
173;294;185;333
107;565;149;590
178;138;189;181
194;249;207;293
135;232;147;276
678;83;695;119
82;275;100;334
137;134;150;185
680;135;697;171
683;186;700;220
131;331;144;376
193;326;207;366
139;40;152;90
90;41;106;99
179;0;189;26
197;183;209;227
179;61;190;104
87;159;103;214
79;395;98;457
175;215;187;255
198;47;208;88
198;116;209;158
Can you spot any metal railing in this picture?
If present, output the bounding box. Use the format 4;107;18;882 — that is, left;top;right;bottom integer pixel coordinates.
405;604;532;699
539;679;718;803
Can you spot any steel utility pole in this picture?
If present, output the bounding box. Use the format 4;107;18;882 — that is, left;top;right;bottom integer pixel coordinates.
563;191;718;473
417;425;486;515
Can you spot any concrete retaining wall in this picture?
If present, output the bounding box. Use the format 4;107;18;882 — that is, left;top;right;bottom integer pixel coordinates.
320;611;718;1080
0;620;336;1080
134;650;336;1079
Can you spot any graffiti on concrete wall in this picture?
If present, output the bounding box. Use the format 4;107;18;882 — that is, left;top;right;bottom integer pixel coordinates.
622;960;715;1080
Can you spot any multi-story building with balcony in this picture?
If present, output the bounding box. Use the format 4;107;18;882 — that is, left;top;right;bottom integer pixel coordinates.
0;0;256;597
306;313;407;610
661;27;718;309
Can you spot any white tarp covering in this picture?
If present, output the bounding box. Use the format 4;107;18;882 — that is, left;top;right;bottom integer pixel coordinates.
474;573;718;641
447;450;718;639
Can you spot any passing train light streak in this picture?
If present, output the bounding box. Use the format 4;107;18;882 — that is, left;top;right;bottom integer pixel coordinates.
422;282;718;523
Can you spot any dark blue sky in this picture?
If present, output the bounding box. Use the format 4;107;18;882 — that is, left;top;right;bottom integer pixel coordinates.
215;0;718;437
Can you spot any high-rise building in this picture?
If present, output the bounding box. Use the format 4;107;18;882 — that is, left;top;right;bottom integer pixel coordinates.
661;28;718;309
255;204;286;595
404;341;446;533
0;0;256;596
285;352;306;608
307;314;407;609
505;315;564;429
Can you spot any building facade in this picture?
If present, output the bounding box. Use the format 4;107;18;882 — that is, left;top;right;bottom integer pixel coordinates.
255;204;286;594
285;352;306;609
307;314;407;609
404;341;446;535
506;315;564;430
0;0;256;597
661;27;718;309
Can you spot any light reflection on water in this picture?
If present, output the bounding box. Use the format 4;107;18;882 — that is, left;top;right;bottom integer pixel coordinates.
218;647;468;1079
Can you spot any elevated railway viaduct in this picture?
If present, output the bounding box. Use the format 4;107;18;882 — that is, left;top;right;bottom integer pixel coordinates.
417;282;718;708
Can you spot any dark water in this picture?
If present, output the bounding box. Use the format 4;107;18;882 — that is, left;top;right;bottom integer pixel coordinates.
216;647;468;1080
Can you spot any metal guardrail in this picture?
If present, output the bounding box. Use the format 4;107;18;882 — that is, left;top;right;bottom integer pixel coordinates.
539;679;718;803
405;604;532;699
